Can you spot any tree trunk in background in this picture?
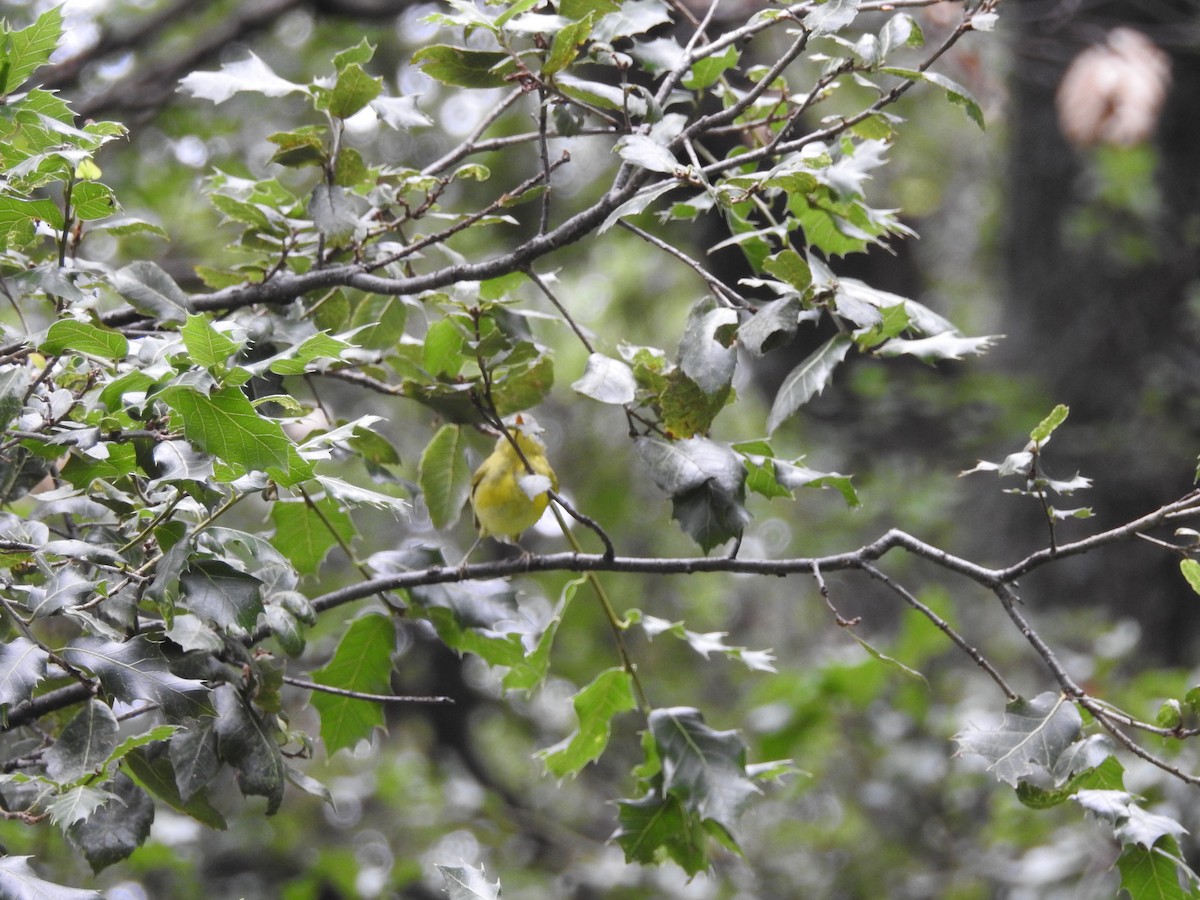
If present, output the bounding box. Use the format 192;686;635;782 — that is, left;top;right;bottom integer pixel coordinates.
1002;0;1200;658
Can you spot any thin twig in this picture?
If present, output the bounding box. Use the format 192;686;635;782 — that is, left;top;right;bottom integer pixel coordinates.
619;221;748;307
859;562;1017;700
282;675;453;705
523;266;595;354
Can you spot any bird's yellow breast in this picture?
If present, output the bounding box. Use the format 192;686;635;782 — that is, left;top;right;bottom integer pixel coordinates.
471;432;558;542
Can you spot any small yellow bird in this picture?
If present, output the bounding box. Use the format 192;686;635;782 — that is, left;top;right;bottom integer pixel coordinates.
470;416;558;547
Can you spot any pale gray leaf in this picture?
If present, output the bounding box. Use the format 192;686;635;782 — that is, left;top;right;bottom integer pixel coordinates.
766;333;852;433
571;352;637;405
178;52;307;103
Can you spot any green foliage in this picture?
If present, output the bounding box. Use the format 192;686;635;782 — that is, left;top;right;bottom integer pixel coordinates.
8;1;1199;897
310;614;395;754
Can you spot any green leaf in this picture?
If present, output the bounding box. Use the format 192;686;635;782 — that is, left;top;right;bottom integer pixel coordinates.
766;334;852;433
311;613;395;754
1116;841;1194;900
538;667;636;777
559;0;619;17
69;182;117;220
418;424;472;530
492;351;555;415
159;384;311;485
212;684;285;814
180;559;265;631
615;790;709;875
0;857;100;899
409;579;530;667
411;46;515;88
67;774;155;873
350;293;408;350
0;195;64;242
40;320;128;360
881;66;985;128
267;129;327;168
880;12;924;57
333;38;375;70
181;314;240;369
265;331;353;375
761;248;812;293
954;692;1083;787
683;45;739;90
328;63;382;119
113;261;192;324
503;576;583;695
1029;405;1071;444
1156;699;1183;730
269;494;355;576
125;744;226;830
61;636;212;720
1017;754;1126;810
1184;559;1200;597
45;701;119;784
1;6;63;94
423;317;466;377
544;15;593;76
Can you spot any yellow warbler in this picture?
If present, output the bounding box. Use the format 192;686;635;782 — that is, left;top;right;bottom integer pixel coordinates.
470;418;558;545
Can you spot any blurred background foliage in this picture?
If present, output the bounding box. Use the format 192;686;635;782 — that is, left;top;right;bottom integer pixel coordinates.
5;0;1200;896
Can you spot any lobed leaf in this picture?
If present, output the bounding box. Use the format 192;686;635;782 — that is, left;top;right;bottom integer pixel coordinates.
0;636;49;710
538;667;636;777
67;774;154;873
179;52;308;103
954;692;1082;787
310;613;395;754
